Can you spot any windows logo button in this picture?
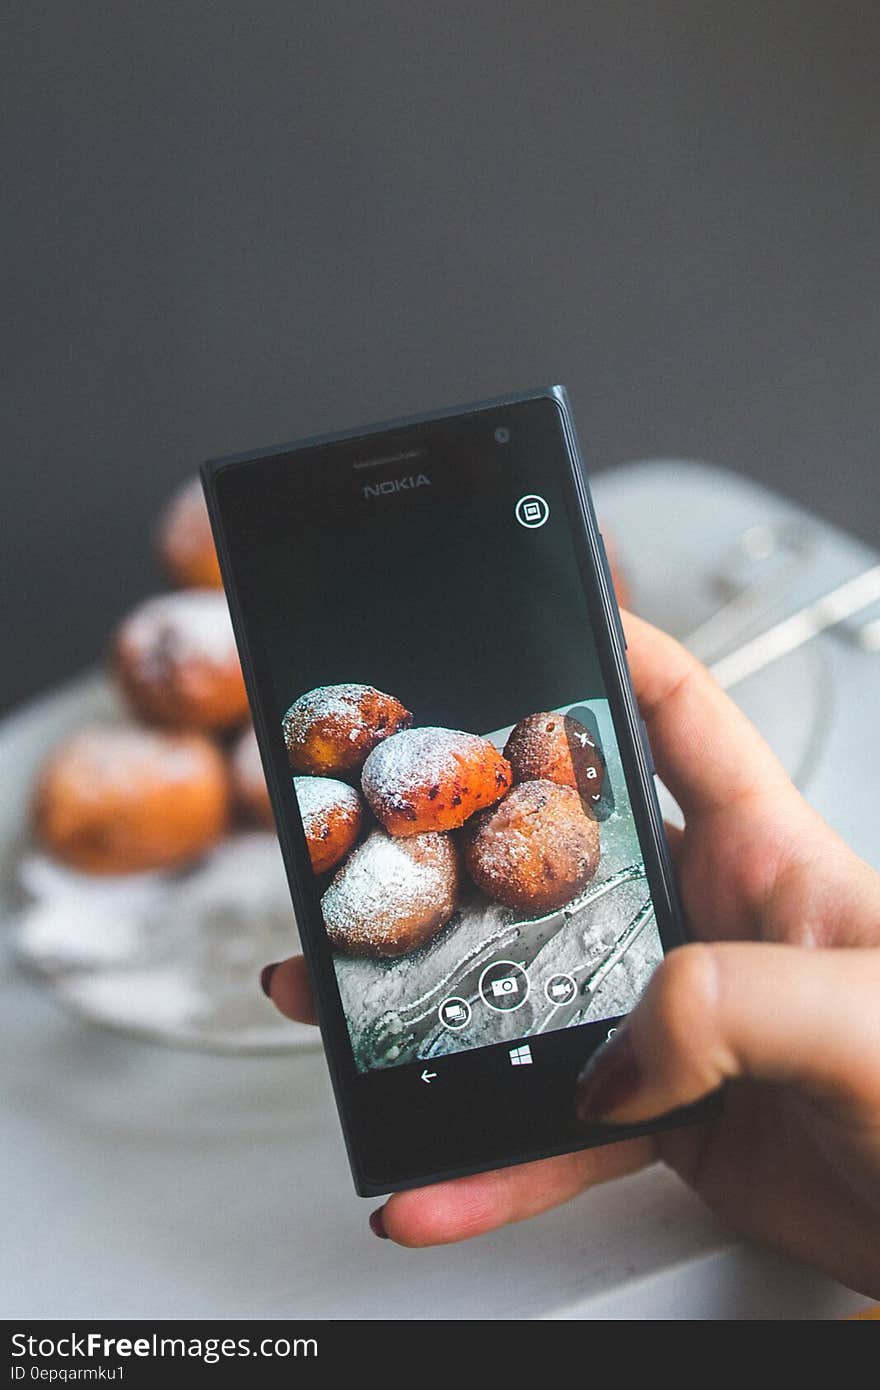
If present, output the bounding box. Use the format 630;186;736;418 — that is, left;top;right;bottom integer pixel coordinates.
509;1044;533;1067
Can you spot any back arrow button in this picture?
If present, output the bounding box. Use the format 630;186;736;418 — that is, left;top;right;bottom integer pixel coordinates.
420;1069;438;1084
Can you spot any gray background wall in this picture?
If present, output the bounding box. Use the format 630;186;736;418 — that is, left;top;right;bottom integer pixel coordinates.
5;1;879;712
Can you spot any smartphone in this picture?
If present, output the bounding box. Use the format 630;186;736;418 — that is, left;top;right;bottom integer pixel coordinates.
202;385;698;1196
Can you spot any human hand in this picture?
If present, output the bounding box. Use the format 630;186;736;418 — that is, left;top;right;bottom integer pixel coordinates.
262;612;880;1296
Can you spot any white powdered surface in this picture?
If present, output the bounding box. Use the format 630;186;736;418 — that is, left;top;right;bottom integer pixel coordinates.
15;832;311;1051
283;683;378;743
321;829;454;952
158;476;211;561
120;590;238;672
293;775;362;838
361;726;498;810
48;725;214;795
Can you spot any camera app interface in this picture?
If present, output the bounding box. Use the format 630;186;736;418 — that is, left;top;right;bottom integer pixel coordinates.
233;405;664;1074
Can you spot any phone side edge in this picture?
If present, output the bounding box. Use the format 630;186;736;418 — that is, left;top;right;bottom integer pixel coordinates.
546;390;691;949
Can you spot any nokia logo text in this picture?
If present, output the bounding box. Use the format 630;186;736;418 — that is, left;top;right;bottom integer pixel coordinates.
362;474;431;499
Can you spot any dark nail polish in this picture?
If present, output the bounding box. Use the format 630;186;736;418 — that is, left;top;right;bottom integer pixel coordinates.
575;1029;641;1122
369;1206;389;1239
260;962;279;997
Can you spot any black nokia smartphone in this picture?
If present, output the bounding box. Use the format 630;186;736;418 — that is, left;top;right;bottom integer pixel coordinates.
202;385;695;1196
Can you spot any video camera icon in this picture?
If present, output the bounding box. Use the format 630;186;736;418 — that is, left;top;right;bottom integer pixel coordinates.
479;960;530;1013
544;973;577;1006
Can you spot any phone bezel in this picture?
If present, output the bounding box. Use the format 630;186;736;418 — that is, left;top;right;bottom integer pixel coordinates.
202;385;711;1195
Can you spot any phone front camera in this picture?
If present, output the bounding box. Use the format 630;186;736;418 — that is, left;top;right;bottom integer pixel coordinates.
494;426;511;444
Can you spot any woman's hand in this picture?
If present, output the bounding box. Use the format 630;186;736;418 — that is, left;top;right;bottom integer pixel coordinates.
262;612;880;1297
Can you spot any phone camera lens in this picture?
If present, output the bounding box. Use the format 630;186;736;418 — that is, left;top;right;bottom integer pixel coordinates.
494;426;511;444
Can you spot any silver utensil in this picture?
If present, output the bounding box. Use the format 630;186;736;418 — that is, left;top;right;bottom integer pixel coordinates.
535;897;655;1033
684;520;816;661
708;564;880;690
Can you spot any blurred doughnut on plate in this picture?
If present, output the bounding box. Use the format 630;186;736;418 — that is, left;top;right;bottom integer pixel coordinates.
156;476;223;589
113;590;249;732
7;472;313;1053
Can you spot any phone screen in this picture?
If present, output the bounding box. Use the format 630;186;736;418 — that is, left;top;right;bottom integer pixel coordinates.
208;391;684;1187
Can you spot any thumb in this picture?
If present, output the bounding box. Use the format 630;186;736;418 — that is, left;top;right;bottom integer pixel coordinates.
575;941;880;1125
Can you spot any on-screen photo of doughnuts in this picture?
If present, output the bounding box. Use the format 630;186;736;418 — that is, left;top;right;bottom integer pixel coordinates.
281;683;664;1072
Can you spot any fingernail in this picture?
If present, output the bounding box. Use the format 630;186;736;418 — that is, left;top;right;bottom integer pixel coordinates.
575;1029;641;1122
369;1206;389;1239
260;962;279;998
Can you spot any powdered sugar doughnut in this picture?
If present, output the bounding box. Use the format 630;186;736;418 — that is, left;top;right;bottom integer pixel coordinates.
463;779;600;913
294;775;364;874
230;723;273;826
321;828;460;957
504;711;606;808
361;727;512;836
156;477;222;589
34;725;229;874
113;590;248;731
282;684;411;776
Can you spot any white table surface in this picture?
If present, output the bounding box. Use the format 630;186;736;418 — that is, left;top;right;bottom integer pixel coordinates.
2;459;876;1320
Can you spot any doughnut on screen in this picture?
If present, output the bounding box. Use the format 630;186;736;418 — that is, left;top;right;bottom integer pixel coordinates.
237;420;665;1072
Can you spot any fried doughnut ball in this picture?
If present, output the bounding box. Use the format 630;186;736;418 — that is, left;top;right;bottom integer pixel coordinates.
230;723;273;827
113;590;248;732
156;477;223;589
463;779;600;914
321;828;460;957
361;727;512;837
504;711;606;809
294;775;364;875
282;684;411;776
34;726;229;874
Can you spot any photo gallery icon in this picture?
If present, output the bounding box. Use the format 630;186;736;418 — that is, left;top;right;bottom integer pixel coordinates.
438;997;471;1031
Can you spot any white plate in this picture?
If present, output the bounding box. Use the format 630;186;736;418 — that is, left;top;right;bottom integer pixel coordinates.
1;674;316;1053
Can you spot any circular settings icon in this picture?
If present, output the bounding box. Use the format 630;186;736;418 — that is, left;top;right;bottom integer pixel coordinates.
515;494;550;529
